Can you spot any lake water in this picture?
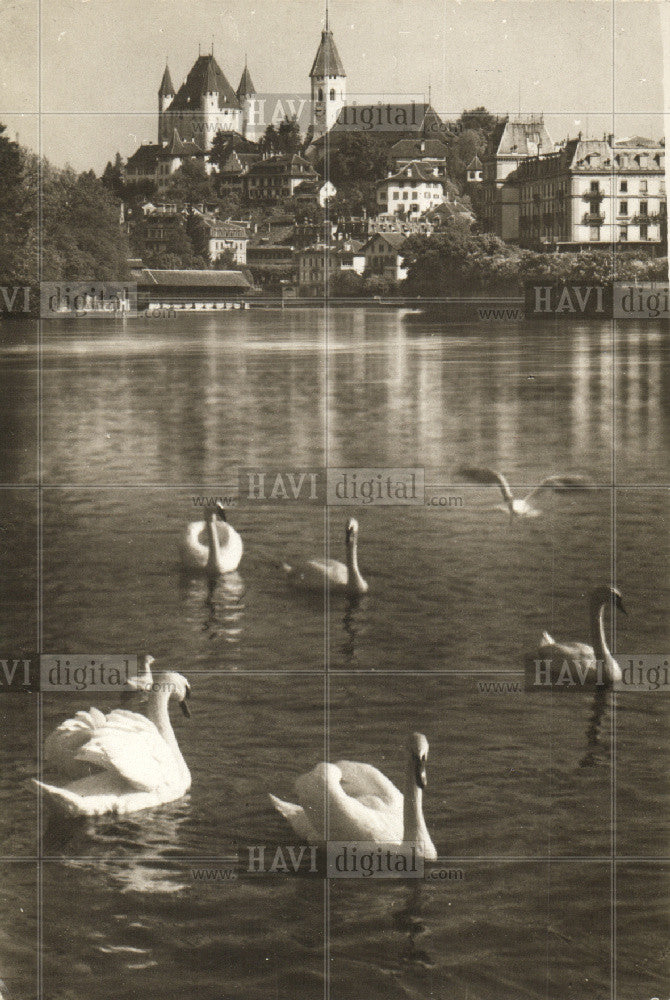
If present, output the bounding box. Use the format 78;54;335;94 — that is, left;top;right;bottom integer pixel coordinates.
0;309;668;999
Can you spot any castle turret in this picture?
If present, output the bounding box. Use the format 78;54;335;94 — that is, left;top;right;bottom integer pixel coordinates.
310;13;346;136
158;63;175;142
237;58;261;141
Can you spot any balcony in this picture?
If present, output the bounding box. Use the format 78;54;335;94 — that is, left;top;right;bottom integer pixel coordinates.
583;212;605;224
582;189;605;202
632;213;661;224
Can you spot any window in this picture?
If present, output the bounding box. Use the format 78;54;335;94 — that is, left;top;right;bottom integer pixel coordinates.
619;201;628;216
329;89;335;101
318;88;323;102
590;180;599;192
640;180;648;194
590;226;600;242
639;201;648;217
619;225;628;242
620;180;628;193
640;224;648;240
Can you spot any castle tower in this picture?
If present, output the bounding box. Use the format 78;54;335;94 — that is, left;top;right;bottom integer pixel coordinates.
309;10;346;136
237;58;261;141
158;63;175;143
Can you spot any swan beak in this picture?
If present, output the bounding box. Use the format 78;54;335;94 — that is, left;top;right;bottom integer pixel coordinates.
216;504;227;522
180;685;191;717
414;755;427;790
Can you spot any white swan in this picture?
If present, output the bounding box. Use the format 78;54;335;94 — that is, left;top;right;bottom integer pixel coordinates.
531;586;626;686
181;503;243;575
457;466;591;517
45;655;156;779
119;653;155;706
281;517;368;595
269;732;437;859
34;671;191;816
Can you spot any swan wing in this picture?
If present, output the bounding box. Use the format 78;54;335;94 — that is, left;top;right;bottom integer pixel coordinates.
181;521;208;568
335;761;403;810
524;475;591;502
295;763;403;843
285;559;348;590
44;707;110;776
74;721;173;791
457;466;513;503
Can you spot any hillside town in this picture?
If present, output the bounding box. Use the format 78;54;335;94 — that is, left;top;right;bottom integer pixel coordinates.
0;16;666;306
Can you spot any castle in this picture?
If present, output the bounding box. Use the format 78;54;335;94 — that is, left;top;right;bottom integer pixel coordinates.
125;20;348;188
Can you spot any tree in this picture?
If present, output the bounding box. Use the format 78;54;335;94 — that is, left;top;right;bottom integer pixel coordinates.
41;165;130;280
277;115;302;156
100;152;124;199
457;107;497;135
161;159;216;205
0;125;37;285
261;123;279;155
209;130;233;173
211;248;236;269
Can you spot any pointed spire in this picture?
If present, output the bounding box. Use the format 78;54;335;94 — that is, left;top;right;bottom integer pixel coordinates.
159;63;175;97
309;13;346;78
237;59;256;99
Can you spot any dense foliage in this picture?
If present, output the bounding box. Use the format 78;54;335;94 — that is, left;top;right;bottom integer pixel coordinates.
403;225;668;295
0;125;130;291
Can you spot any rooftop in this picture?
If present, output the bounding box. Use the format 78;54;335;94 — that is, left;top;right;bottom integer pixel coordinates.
380;160;445;184
136;268;252;288
159;64;175;97
310;29;346;78
168;54;241;113
236;63;256;98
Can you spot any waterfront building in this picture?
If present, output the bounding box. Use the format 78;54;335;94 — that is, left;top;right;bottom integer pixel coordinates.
296;240;365;294
515;135;666;251
480;115;555;240
361;232;408;281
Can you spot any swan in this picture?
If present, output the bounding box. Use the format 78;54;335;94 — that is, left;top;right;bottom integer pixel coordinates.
33;671;191;816
531;586;626;686
281;517;368;595
269;732;437;859
44;654;157;778
119;653;155;706
457;466;591;517
181;503;243;575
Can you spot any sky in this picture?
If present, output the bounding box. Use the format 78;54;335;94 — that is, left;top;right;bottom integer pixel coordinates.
0;0;665;173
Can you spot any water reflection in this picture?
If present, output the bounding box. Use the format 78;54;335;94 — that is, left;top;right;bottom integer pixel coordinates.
579;688;611;769
338;597;369;664
0;313;650;486
43;799;192;893
179;571;246;653
392;882;437;971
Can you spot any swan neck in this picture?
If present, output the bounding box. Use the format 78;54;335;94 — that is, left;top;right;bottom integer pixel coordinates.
403;760;429;847
205;516;221;571
346;535;366;590
147;685;178;750
590;599;612;671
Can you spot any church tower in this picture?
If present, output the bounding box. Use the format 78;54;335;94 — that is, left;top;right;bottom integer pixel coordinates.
309;9;346;136
158;63;175;143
